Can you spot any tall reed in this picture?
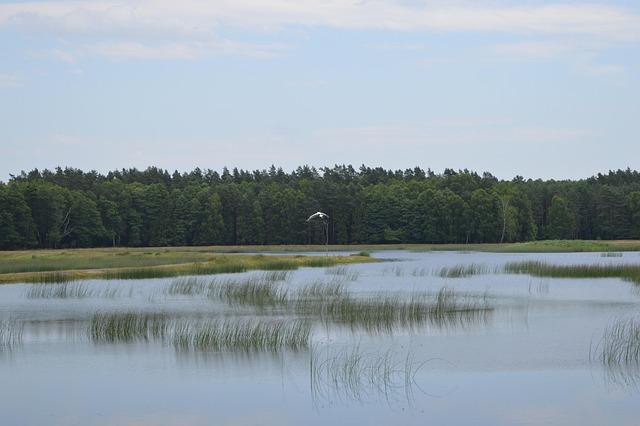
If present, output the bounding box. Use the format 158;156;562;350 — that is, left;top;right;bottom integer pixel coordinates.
89;312;170;343
173;319;311;352
310;345;424;404
593;318;640;365
504;261;640;284
0;320;23;347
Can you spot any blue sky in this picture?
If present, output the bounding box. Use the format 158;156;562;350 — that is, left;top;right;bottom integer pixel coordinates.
1;0;639;180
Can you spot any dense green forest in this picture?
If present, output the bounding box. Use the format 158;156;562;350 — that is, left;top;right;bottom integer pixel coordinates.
1;165;640;249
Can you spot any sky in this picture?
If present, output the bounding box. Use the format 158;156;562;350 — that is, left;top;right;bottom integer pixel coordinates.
1;0;639;181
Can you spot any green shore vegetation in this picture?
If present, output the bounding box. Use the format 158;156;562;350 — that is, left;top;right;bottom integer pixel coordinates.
0;248;374;284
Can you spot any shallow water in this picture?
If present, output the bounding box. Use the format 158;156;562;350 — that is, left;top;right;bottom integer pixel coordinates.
1;250;640;426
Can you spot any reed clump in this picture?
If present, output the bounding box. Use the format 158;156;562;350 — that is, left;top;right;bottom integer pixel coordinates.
437;263;489;278
504;261;640;284
207;278;288;308
594;318;640;365
0;320;23;347
27;282;89;299
310;345;424;403
298;281;346;299
167;275;289;307
296;287;492;332
89;312;170;343
326;266;360;281
173;319;311;352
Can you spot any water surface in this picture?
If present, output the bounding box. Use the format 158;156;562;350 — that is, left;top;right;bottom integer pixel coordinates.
1;250;639;426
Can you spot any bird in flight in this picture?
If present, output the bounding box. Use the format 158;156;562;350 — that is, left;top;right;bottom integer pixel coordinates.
306;211;329;222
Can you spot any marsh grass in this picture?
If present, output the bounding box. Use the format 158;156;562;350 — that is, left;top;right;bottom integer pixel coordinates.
89;312;170;343
354;251;371;257
166;277;209;296
326;266;360;281
298;281;346;299
167;274;289;307
0;320;23;347
27;282;89;299
263;271;290;281
0;252;371;284
310;345;424;404
296;288;492;332
0;251;211;274
207;278;289;308
23;271;73;284
173;319;311;352
504;261;640;284
593;318;640;366
411;267;428;277
383;266;405;277
27;282;132;299
437;263;490;278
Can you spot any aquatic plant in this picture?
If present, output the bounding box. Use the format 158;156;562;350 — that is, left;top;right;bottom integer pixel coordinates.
437;263;489;278
207;278;289;308
0;320;23;347
166;277;209;296
296;287;492;332
27;282;89;299
593;318;640;365
173;319;311;352
89;312;170;343
298;281;346;299
310;345;424;404
504;261;640;284
411;267;428;277
326;266;360;281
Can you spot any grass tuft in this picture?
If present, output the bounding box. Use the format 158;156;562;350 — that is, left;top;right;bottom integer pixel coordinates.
173;319;311;352
594;318;640;365
504;261;640;284
89;312;169;343
0;320;23;347
436;263;490;278
296;287;492;332
310;345;424;403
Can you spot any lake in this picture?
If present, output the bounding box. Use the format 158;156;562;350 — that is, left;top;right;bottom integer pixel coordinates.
1;250;639;426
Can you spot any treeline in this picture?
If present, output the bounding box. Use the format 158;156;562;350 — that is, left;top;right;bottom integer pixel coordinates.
1;165;640;249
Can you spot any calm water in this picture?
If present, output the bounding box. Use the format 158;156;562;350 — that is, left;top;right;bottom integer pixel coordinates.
1;250;640;426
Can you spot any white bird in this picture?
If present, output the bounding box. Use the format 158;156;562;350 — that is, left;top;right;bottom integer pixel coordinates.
306;211;329;222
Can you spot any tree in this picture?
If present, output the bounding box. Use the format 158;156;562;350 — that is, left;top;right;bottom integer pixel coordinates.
627;191;640;239
547;195;576;239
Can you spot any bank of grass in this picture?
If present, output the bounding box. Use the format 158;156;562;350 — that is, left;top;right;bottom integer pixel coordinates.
0;250;375;284
145;240;640;253
504;261;640;284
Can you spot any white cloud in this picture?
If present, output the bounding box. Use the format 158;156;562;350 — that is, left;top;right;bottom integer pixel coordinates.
49;48;76;63
493;41;579;58
83;40;285;60
0;1;638;41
